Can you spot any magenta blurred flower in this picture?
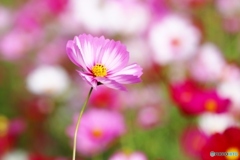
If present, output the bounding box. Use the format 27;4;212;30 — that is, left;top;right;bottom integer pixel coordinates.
89;85;120;110
67;109;125;156
170;81;205;115
66;34;142;91
170;80;231;115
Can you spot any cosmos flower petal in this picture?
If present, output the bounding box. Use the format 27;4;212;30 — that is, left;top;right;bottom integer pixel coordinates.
97;40;129;74
110;63;143;77
77;70;97;88
110;75;141;84
74;34;107;69
95;77;127;91
66;40;87;70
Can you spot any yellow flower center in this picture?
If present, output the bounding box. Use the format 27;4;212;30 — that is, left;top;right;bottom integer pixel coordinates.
226;147;239;160
92;64;107;77
0;116;9;137
205;99;217;112
92;128;103;138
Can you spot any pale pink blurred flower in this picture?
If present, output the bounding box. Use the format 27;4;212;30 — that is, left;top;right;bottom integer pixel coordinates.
217;65;240;114
120;85;162;108
222;17;240;33
36;39;66;65
190;43;226;82
0;29;33;61
109;151;147;160
216;0;240;33
137;105;163;129
216;0;240;17
67;109;125;156
14;0;68;31
220;64;240;81
14;6;41;32
64;0;149;35
0;7;12;33
148;15;201;65
66;34;142;91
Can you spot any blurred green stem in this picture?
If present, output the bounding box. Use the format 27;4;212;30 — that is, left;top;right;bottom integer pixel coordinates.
72;87;93;160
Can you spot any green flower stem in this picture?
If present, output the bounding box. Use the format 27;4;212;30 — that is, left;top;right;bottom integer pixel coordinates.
72;87;93;160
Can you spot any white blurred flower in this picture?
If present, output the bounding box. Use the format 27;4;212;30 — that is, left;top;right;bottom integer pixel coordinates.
148;15;200;65
190;43;226;82
65;0;149;35
198;113;238;136
216;0;240;17
26;65;70;97
2;150;29;160
217;79;240;107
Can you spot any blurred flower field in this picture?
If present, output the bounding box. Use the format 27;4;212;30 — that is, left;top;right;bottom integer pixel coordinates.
0;0;240;160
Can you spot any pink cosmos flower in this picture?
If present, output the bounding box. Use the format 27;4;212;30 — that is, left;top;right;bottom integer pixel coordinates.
66;34;142;91
67;109;125;156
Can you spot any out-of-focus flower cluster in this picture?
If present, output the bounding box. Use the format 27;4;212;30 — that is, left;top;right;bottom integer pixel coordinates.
0;0;240;160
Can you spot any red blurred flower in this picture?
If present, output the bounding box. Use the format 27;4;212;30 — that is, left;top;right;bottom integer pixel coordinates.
19;97;54;122
0;116;26;156
29;153;69;160
201;127;240;160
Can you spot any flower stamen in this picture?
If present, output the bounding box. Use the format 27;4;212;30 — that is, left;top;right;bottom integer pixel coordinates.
92;64;107;77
